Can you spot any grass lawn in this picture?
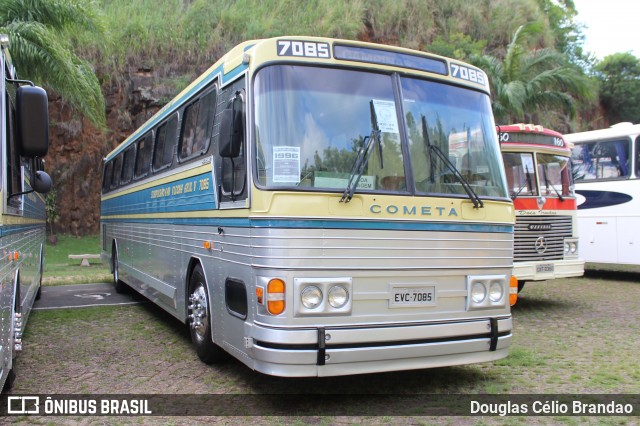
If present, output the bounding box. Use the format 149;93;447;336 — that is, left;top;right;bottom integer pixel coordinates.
44;234;111;285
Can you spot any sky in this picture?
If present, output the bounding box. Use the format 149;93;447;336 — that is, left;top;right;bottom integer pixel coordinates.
573;0;638;59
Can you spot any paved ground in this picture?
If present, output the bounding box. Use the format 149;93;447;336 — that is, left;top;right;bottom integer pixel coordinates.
33;282;145;310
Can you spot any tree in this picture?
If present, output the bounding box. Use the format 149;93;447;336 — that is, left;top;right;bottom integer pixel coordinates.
471;22;594;126
594;53;640;124
0;0;106;127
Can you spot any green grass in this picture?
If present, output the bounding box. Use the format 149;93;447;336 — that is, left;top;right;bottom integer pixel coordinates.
44;234;111;285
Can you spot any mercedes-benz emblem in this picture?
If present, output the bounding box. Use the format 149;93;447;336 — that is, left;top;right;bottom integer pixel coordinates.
534;236;548;254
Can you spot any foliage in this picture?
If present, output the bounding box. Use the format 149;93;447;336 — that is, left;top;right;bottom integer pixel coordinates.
471;22;594;126
594;53;640;124
0;0;107;128
45;190;59;235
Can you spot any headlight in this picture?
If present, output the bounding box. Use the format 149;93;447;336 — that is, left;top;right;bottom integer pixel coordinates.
570;242;577;254
489;281;503;302
301;286;322;309
471;282;486;303
328;285;349;308
564;242;570;254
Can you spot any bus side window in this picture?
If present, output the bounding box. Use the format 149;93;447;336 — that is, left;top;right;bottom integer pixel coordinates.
121;145;136;185
180;89;216;161
636;136;640;177
134;132;153;179
153;115;178;171
110;154;123;189
5;90;22;209
102;161;113;193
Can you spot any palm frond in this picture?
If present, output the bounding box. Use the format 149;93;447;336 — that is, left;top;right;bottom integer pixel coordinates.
3;20;105;128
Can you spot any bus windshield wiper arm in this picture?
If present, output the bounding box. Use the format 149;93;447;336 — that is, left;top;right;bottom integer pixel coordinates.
542;164;564;201
511;165;530;200
421;116;483;208
341;101;383;203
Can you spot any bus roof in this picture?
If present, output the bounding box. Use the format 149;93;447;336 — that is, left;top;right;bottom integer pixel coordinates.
105;36;490;162
564;122;640;143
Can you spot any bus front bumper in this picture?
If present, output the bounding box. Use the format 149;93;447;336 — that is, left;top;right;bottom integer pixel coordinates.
244;317;512;377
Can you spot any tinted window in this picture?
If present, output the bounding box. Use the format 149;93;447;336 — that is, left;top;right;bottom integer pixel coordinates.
135;132;153;178
103;162;113;192
111;155;123;189
121;145;136;185
153;116;178;170
180;90;216;160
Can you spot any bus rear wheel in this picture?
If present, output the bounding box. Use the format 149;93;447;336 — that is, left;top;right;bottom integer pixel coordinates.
188;265;226;364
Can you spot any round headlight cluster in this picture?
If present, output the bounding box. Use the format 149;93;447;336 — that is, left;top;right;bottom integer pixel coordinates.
301;285;350;310
564;241;577;254
471;282;486;303
489;281;503;302
301;286;322;309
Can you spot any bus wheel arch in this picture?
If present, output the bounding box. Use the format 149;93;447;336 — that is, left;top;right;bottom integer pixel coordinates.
111;241;128;294
186;261;226;364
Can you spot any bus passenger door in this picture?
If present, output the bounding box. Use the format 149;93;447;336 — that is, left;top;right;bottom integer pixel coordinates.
213;77;248;350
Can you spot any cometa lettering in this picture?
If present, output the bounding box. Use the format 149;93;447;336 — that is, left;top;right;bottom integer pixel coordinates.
370;204;458;217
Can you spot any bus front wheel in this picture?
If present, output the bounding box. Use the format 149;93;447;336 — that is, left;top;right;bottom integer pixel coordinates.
188;265;226;364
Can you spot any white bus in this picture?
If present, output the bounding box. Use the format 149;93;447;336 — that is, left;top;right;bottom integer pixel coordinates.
0;35;52;390
101;36;515;377
565;123;640;266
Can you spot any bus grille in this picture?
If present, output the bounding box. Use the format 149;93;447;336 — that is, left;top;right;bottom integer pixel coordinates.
514;216;572;261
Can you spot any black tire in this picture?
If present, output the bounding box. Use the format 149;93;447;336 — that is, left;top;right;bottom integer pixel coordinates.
517;280;526;293
188;265;226;364
35;284;42;301
2;369;16;392
112;248;129;294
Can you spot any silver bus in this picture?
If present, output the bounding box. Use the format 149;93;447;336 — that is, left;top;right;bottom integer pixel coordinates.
0;35;52;390
101;36;515;377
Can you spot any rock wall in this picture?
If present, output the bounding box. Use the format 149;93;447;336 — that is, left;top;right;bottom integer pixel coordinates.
46;66;180;236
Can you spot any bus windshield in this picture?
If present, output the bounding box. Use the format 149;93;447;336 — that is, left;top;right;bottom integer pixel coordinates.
254;65;506;198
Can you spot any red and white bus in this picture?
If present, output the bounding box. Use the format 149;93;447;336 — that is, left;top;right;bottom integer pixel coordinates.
498;124;584;294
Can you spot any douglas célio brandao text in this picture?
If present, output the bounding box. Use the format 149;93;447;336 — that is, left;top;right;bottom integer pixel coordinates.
470;399;634;416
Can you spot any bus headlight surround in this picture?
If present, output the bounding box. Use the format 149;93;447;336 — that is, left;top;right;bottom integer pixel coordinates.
467;275;508;310
328;285;349;308
301;285;323;309
293;277;353;316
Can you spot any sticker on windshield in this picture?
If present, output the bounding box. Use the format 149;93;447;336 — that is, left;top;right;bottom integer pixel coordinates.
372;99;399;133
273;146;301;183
521;154;534;172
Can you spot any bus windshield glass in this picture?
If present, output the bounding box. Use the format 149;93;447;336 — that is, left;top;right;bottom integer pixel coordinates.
254;65;507;198
537;153;573;197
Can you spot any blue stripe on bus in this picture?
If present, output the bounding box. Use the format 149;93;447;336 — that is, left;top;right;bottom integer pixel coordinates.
0;223;45;238
100;216;513;234
576;189;633;210
101;173;216;216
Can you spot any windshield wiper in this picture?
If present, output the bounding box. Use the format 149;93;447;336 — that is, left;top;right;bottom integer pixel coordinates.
541;163;564;201
341;101;383;203
421;116;483;208
511;165;531;200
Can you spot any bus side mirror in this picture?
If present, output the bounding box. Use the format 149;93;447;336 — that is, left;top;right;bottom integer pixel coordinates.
16;85;49;157
219;108;243;158
33;170;52;194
